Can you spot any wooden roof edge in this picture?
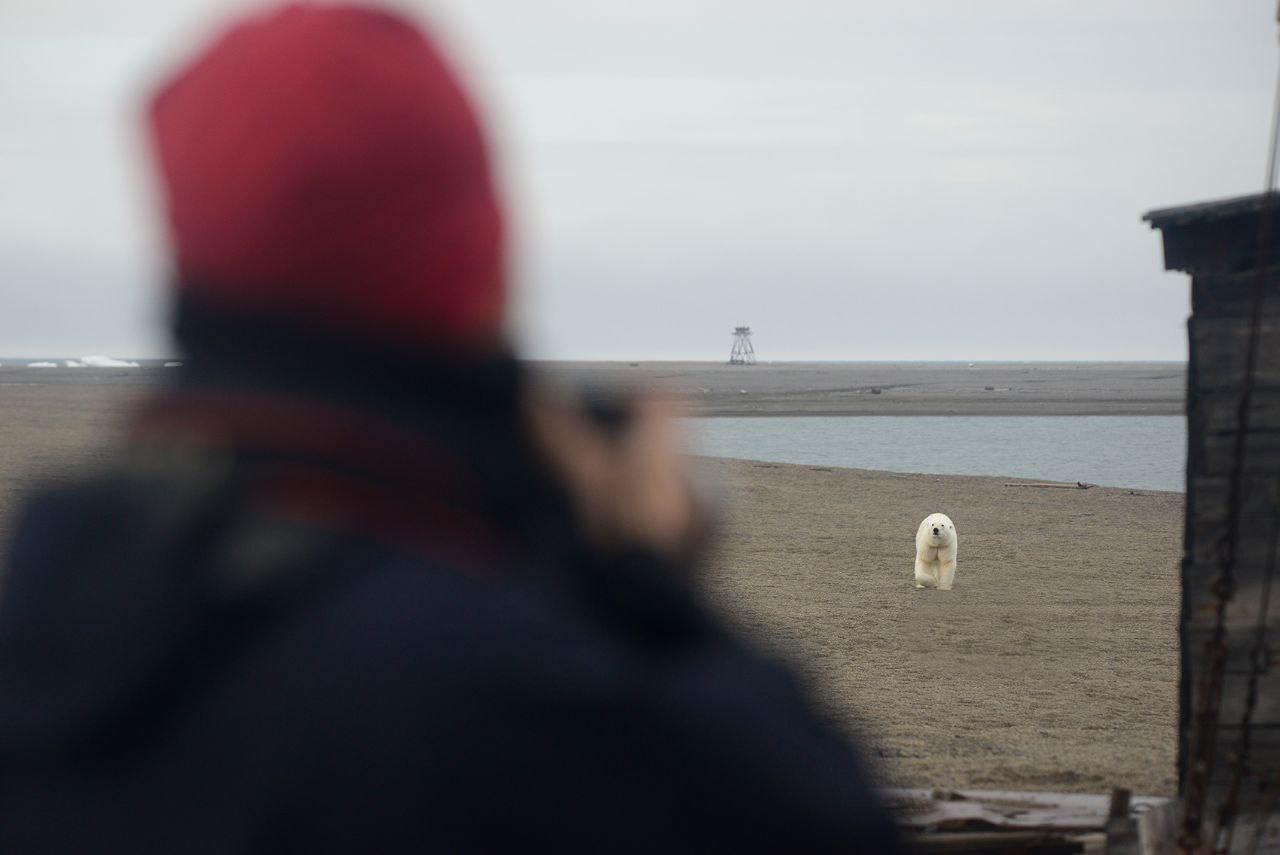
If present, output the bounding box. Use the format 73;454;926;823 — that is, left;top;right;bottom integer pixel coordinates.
1144;192;1278;229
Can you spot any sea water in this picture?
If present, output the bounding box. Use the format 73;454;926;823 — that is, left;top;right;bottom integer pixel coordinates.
682;416;1185;492
0;364;1186;492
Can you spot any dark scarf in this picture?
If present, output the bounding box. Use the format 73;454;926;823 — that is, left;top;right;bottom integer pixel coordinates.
133;294;570;567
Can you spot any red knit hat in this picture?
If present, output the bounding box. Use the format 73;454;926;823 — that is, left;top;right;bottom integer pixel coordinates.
148;3;504;346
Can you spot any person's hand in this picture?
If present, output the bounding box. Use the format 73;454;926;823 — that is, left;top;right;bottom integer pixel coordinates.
526;391;705;564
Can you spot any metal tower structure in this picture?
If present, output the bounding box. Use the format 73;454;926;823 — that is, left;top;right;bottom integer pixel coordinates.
729;327;756;365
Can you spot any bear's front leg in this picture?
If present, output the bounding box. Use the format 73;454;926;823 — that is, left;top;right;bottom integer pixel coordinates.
914;558;935;589
938;559;956;591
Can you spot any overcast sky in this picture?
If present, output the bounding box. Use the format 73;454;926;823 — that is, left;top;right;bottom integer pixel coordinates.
1;1;1276;360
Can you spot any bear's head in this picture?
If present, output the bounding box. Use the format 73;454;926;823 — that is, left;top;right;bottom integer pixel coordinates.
924;514;955;547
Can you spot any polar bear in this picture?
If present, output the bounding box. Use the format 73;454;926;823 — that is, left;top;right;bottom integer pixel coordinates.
914;513;958;590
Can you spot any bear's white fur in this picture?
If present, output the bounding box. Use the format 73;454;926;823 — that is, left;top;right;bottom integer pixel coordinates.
914;513;958;590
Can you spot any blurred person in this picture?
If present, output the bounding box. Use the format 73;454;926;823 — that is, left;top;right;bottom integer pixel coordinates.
0;4;900;850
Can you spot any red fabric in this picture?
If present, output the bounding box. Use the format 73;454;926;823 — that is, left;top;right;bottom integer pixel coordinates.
148;3;504;345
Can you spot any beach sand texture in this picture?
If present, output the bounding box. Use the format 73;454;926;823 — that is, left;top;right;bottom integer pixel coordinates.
698;457;1182;796
0;380;140;546
0;365;1183;795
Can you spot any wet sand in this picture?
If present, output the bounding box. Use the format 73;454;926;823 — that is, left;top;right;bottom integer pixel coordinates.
0;364;1184;794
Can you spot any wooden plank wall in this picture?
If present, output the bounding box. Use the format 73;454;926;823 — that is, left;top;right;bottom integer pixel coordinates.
1183;267;1280;837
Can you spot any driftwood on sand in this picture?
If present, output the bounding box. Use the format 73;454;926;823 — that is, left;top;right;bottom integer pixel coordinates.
1001;481;1096;490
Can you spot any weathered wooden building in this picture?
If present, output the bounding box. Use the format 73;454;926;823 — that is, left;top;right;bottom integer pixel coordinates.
1146;193;1280;851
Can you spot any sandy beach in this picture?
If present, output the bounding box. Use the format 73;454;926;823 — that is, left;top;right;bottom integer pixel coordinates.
696;457;1182;797
0;376;141;546
0;363;1184;795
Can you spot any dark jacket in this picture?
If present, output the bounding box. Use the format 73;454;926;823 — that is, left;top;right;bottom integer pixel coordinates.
0;304;900;852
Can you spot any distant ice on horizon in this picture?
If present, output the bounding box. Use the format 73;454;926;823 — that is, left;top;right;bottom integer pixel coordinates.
163;361;182;368
79;355;140;368
23;356;142;368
